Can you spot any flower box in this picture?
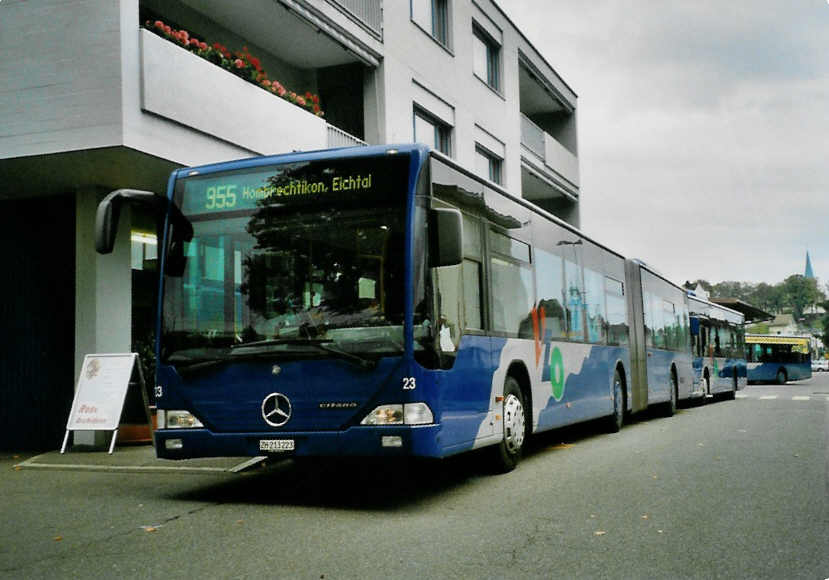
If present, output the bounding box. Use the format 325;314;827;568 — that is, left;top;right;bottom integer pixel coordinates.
140;29;327;155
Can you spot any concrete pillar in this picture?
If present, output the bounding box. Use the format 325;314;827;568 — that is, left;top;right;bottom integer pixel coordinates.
73;187;133;446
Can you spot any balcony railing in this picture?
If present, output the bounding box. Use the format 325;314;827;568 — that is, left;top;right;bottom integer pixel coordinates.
327;124;366;148
520;114;580;190
330;0;382;36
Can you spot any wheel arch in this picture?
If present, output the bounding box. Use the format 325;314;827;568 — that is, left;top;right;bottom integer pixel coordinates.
614;360;629;412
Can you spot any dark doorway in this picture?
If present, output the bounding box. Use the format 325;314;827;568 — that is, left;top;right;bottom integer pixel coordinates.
0;196;76;451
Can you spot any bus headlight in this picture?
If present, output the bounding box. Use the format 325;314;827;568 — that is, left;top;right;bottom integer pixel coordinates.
360;403;433;426
361;405;403;425
160;410;204;429
403;402;434;425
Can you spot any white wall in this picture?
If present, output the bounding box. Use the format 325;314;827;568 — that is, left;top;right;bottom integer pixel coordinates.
0;0;124;159
379;0;541;194
74;188;133;445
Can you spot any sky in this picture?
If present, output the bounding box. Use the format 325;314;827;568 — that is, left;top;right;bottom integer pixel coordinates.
499;1;829;287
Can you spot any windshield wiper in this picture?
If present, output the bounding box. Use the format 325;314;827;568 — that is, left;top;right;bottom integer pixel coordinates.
231;338;376;369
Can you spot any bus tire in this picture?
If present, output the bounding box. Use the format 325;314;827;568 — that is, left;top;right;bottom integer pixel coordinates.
723;373;737;400
775;369;787;385
605;369;624;433
662;370;677;417
490;377;527;473
699;374;710;405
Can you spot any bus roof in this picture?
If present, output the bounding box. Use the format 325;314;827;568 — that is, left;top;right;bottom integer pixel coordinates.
170;143;431;181
688;294;744;324
428;149;626;262
745;334;810;346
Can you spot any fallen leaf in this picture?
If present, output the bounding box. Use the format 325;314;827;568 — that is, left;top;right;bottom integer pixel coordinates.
697;442;705;447
54;536;63;542
594;531;607;536
551;443;574;450
651;475;659;480
14;466;22;471
589;514;597;519
657;530;664;534
141;526;158;533
641;514;650;520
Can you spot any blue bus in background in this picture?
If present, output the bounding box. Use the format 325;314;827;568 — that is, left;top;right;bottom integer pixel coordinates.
688;294;746;400
95;144;694;472
746;335;812;384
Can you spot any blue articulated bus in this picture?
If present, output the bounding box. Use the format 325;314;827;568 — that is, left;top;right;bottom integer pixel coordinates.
745;335;812;384
95;144;693;471
688;294;747;400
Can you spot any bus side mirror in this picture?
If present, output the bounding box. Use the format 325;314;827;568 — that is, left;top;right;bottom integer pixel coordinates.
95;191;127;254
95;189;193;275
429;207;463;268
95;189;162;254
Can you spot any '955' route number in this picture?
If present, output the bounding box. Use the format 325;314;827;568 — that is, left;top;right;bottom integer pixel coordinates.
402;377;416;390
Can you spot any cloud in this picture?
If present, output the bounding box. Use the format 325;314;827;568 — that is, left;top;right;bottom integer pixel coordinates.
499;1;829;284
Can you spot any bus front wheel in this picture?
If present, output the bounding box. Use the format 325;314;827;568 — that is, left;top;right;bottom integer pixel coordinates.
775;369;787;385
490;377;527;473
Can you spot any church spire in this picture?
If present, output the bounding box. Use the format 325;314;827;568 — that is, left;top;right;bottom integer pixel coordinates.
804;251;815;279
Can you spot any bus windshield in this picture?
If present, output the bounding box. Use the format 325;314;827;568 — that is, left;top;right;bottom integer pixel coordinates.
161;155;410;365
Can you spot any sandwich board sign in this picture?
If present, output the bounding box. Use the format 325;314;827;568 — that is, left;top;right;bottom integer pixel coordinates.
61;353;148;454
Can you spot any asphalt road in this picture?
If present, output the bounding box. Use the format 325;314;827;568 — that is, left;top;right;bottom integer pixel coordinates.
2;376;827;579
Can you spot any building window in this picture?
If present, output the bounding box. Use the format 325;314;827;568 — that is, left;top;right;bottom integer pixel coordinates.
473;24;500;91
414;108;452;155
475;145;502;184
412;0;450;47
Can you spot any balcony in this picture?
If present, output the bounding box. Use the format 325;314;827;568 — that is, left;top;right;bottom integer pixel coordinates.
518;55;580;214
140;29;364;156
520;114;580;193
328;0;383;37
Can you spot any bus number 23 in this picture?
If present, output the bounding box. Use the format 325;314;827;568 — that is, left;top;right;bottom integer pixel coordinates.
402;377;416;390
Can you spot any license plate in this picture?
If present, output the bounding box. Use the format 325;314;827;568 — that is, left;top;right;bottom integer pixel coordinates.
259;439;295;452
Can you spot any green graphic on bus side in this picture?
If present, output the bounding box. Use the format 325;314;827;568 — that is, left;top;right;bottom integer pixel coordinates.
550;347;565;401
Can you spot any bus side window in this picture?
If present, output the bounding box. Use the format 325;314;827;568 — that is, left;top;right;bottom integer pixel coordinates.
604;277;627;346
462;214;483;330
432;210;485;357
534;249;566;340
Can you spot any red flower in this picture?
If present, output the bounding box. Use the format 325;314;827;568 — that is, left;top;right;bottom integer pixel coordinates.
312;95;320;104
234;58;245;69
313;104;321;113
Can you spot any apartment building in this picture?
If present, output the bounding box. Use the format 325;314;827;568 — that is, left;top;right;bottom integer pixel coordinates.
0;0;580;450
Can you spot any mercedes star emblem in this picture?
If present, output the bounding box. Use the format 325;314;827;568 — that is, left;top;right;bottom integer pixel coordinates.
261;392;292;427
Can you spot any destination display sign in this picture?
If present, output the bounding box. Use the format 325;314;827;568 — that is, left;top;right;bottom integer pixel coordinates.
178;156;410;217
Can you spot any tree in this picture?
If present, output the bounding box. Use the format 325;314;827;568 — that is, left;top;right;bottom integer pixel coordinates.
781;274;822;321
751;282;785;315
